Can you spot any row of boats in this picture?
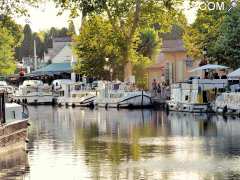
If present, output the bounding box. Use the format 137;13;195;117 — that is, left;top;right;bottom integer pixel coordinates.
2;79;153;109
167;78;240;115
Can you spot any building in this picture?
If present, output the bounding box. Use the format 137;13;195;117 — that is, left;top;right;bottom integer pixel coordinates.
44;37;77;64
147;26;199;88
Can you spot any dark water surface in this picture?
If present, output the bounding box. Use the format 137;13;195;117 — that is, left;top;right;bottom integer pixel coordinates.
1;106;240;179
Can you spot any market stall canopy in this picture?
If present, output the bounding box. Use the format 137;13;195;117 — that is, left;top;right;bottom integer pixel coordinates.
32;63;72;75
228;68;240;78
190;64;229;72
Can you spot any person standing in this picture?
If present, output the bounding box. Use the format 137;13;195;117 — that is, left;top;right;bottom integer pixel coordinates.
152;79;157;96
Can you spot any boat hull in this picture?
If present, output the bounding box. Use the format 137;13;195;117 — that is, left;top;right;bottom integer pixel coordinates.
96;94;152;109
214;93;240;115
0;119;28;154
12;95;55;105
167;101;210;113
57;95;96;107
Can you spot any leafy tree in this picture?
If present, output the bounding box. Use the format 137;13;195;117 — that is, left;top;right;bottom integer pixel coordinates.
74;16;122;79
0;0;38;16
212;7;240;69
54;0;185;81
137;28;159;59
68;20;76;36
183;0;230;60
20;24;34;58
0;28;16;75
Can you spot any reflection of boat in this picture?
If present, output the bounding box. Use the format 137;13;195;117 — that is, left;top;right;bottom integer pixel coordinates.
56;81;104;107
12;80;56;105
0;91;29;154
95;82;152;108
167;79;228;113
0;149;29;179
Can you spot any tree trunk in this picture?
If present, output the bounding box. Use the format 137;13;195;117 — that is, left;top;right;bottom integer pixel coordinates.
124;61;133;82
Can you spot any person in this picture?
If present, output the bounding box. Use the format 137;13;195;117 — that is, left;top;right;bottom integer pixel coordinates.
152;79;157;95
213;72;220;79
157;82;161;96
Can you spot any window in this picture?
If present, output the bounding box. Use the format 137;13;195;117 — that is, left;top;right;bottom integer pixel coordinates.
185;96;189;101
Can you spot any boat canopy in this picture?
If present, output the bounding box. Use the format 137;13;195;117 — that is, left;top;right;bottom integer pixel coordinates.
190;64;229;72
228;68;240;78
32;63;72;75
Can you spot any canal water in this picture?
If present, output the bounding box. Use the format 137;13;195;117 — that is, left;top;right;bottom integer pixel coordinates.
1;106;240;179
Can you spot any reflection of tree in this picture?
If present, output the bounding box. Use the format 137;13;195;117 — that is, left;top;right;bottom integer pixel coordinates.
73;110;170;179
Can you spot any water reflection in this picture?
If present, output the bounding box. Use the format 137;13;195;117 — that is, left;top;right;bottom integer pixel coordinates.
0;149;29;179
6;106;240;179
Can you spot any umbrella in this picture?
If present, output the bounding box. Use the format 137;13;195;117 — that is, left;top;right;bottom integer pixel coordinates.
190;64;229;72
228;68;240;78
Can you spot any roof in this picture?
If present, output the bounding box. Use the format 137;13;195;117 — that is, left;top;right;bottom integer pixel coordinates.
32;63;72;74
53;37;72;42
161;39;186;52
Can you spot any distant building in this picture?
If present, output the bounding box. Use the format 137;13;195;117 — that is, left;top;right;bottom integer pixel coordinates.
44;37;77;64
146;26;199;88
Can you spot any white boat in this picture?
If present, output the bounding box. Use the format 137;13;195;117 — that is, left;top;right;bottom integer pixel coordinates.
167;79;229;113
0;91;29;154
56;81;105;107
12;80;56;105
95;82;152;108
0;81;15;96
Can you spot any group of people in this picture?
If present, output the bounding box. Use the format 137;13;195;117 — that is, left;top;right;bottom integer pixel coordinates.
204;71;227;79
151;79;169;98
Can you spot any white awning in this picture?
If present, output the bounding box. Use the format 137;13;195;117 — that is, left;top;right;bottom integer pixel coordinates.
190;64;229;72
228;68;240;78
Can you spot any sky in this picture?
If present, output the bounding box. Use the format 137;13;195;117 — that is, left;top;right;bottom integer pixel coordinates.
15;1;197;33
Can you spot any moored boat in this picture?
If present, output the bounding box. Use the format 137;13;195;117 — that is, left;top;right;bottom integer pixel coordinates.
95;82;152;108
56;80;104;107
167;79;229;113
0;91;29;154
12;80;56;105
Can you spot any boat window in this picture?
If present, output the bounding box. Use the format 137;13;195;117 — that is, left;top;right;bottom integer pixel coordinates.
113;84;120;90
75;85;82;90
60;91;64;97
11;111;16;119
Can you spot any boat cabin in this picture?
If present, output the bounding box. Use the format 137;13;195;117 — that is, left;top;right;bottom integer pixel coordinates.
0;91;23;124
170;79;229;104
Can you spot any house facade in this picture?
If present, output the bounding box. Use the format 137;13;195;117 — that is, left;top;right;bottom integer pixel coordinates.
147;27;199;88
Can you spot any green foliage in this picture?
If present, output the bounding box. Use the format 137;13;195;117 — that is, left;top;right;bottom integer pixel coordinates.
55;0;186;81
0;0;38;16
183;0;229;60
0;27;16;75
68;20;76;36
137;28;159;59
73;16;122;79
212;7;240;69
21;24;34;58
0;15;23;47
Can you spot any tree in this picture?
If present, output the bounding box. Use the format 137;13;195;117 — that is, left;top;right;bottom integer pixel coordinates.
211;7;240;69
0;0;38;16
183;0;230;60
137;28;159;59
74;16;122;79
55;0;185;81
20;24;34;58
0;28;16;75
68;20;76;36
